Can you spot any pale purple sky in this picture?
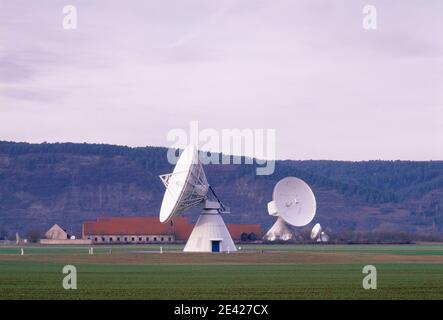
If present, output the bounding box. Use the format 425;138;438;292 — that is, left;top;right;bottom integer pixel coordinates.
0;0;442;160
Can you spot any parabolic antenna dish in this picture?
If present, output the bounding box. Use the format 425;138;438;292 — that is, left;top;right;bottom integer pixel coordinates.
320;232;330;242
311;223;322;240
270;177;316;227
159;145;209;223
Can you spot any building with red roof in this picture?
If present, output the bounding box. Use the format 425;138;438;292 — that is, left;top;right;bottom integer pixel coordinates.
82;216;261;244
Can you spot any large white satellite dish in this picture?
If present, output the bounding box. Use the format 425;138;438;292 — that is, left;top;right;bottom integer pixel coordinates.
159;144;208;223
159;144;236;253
264;177;316;241
268;177;316;226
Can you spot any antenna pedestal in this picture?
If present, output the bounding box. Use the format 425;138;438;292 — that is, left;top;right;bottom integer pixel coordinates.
183;207;237;253
263;216;294;241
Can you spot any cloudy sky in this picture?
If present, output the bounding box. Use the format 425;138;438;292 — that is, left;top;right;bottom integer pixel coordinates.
0;0;442;160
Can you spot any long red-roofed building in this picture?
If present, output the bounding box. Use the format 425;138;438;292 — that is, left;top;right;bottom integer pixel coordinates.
82;216;261;244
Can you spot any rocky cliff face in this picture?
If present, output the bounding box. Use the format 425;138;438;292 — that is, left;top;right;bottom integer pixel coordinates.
0;141;442;237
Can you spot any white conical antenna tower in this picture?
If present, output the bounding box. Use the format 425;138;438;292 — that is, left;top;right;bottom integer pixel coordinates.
184;208;236;252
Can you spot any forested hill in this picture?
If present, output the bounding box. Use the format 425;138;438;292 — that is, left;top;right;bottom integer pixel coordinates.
1;141;443;238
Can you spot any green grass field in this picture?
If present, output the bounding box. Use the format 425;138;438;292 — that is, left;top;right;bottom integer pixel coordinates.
0;244;442;300
2;243;443;255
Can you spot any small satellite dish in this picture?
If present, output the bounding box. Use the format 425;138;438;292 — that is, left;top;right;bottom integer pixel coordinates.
159;144;236;252
264;177;316;241
311;223;329;242
311;223;322;240
319;231;330;242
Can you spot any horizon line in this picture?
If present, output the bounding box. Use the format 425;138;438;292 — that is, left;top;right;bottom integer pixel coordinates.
1;139;442;163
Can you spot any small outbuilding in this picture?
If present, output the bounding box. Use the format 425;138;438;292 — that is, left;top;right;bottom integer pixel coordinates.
45;224;68;240
41;224;91;245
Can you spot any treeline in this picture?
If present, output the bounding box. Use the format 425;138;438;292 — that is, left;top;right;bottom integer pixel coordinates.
277;160;443;204
0;141;169;172
276;230;443;244
2;140;443;206
2;140;443;197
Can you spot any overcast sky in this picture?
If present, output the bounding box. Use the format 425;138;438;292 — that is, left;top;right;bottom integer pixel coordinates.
0;0;442;160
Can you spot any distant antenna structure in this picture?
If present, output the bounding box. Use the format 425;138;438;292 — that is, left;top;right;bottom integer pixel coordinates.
310;223;329;242
159;144;236;253
264;177;316;241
